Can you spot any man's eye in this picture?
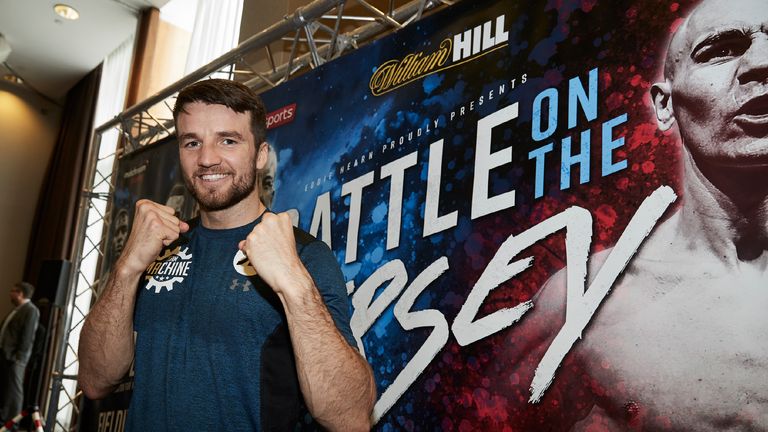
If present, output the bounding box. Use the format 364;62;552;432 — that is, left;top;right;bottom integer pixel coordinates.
223;139;237;145
693;39;750;63
184;141;200;148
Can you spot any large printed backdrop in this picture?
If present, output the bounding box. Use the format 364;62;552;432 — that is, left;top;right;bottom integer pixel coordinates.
92;0;706;430
261;0;690;429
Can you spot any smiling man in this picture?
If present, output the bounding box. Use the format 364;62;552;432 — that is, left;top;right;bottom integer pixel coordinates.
515;0;768;430
78;79;376;431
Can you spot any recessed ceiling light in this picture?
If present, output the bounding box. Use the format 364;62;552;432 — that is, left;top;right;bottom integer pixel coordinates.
54;4;80;21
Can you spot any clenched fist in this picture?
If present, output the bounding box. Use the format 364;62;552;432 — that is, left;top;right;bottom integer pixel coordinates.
237;212;312;298
116;199;190;277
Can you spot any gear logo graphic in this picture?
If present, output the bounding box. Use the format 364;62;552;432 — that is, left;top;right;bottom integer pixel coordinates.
144;246;193;293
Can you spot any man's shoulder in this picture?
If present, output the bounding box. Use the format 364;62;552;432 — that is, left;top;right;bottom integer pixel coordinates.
534;248;615;312
543;244;692;357
292;227;334;260
20;301;40;316
533;246;664;334
292;226;317;248
290;227;347;294
21;300;38;309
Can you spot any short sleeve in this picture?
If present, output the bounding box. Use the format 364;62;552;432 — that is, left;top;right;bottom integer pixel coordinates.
298;240;357;349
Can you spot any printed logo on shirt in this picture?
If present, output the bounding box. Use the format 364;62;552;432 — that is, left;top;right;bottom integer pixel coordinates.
229;278;253;292
233;249;257;276
144;246;193;293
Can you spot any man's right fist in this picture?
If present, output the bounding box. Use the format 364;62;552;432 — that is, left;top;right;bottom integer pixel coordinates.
116;199;190;276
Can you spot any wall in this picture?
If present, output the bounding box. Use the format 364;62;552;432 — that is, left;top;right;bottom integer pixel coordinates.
0;82;61;319
138;18;192;103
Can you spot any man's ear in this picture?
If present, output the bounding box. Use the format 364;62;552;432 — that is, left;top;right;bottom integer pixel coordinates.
256;142;269;170
651;81;675;131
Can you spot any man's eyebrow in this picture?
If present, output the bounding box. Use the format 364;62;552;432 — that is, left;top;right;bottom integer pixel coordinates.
691;27;750;55
217;130;245;140
177;132;200;141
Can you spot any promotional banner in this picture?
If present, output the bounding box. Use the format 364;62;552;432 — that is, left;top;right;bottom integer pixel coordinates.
88;0;768;429
260;0;764;429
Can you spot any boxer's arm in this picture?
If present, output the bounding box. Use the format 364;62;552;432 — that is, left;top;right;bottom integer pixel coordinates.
78;200;188;399
78;265;141;399
240;212;375;431
279;270;375;431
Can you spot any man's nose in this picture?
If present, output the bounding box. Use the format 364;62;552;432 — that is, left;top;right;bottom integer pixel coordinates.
738;35;768;85
198;142;222;167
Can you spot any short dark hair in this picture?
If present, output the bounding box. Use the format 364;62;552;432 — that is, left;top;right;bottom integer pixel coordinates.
173;79;267;145
15;282;34;299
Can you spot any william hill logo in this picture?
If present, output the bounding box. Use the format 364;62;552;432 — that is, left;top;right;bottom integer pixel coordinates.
369;14;509;96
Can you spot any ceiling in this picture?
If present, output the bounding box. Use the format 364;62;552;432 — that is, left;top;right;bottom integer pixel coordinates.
0;0;169;102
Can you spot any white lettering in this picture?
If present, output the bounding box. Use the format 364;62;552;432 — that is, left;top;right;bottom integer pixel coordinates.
471;103;518;220
423;140;458;237
381;151;418;250
341;171;375;263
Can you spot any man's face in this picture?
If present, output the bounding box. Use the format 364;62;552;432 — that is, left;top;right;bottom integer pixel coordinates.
665;0;768;166
112;209;130;255
177;102;265;212
9;287;23;306
261;153;276;206
262;173;274;204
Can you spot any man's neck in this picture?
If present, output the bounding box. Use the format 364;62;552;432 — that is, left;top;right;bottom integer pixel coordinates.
199;193;265;230
678;150;768;265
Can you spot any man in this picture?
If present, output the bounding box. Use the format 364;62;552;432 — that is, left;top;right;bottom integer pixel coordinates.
164;181;195;219
518;0;768;429
258;144;277;208
110;208;130;258
0;282;39;421
78;79;376;431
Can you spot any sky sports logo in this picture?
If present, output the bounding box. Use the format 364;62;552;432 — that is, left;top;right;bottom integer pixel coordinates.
266;103;296;130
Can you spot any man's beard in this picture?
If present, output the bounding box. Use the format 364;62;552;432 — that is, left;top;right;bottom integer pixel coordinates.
183;163;257;212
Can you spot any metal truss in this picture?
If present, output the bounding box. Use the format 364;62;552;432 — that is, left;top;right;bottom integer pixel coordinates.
107;0;454;153
47;0;456;430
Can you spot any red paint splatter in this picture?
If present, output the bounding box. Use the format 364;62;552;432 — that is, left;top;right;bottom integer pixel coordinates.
605;92;625;111
629;123;659;150
601;71;613;89
641;160;655;173
581;0;598;13
616;177;630;190
595;205;618;229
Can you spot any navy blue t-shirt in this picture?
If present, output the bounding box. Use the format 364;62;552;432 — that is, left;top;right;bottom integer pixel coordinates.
126;215;356;431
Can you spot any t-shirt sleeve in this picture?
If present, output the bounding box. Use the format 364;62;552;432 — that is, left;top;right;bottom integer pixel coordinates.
299;240;358;349
133;273;146;331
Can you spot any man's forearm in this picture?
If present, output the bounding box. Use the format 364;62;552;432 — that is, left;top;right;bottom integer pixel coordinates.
280;277;376;431
78;265;140;399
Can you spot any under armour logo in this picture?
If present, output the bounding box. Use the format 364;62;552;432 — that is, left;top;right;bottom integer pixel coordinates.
229;279;252;292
